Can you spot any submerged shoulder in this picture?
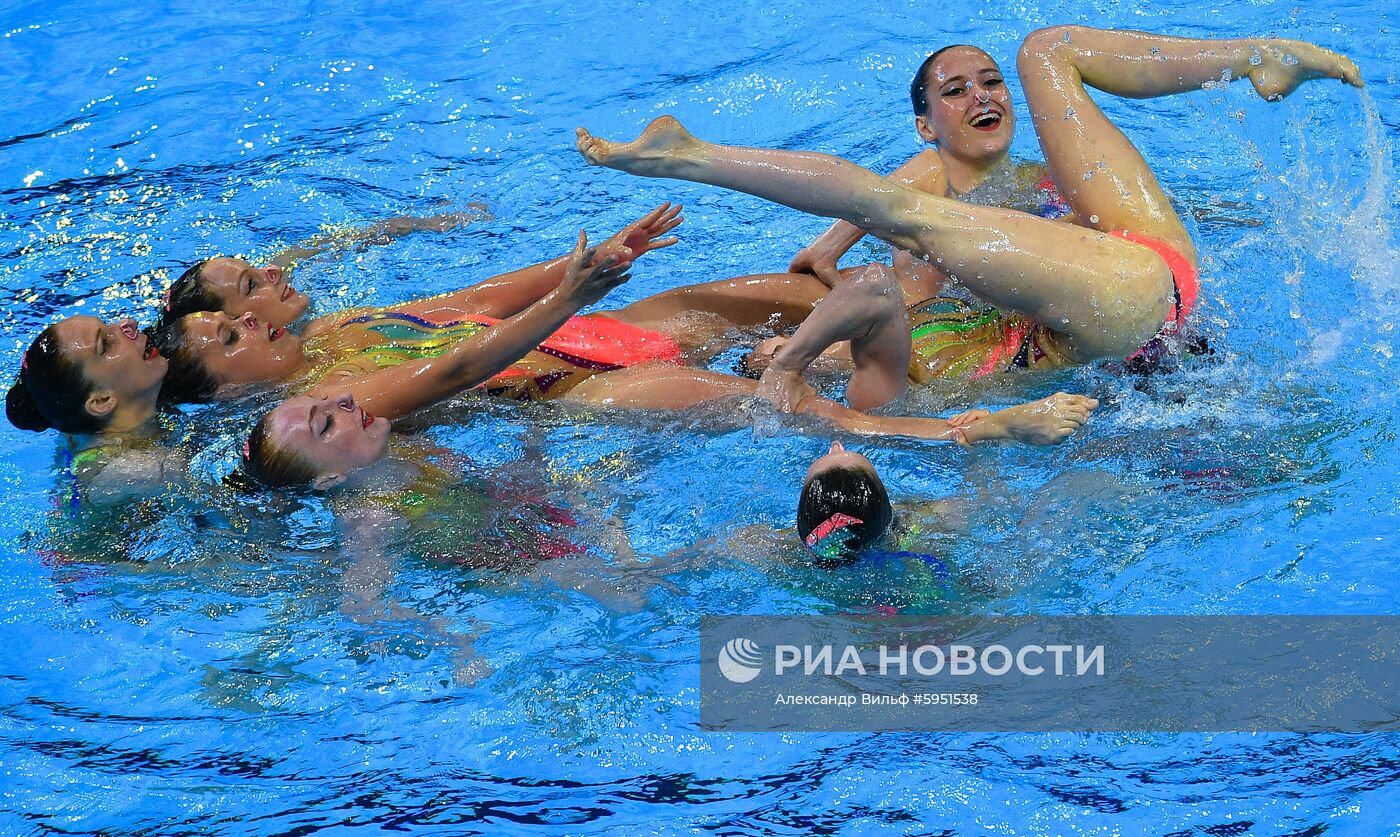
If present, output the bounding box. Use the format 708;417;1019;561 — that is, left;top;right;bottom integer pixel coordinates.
73;443;181;505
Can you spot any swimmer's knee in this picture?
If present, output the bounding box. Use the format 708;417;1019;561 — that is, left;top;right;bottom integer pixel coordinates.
1018;26;1089;74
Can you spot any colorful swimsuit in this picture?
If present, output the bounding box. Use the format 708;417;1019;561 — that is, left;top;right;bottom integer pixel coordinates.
1113;231;1201;361
906;297;1067;381
923;163;1200;376
906;233;1201;380
1034;174;1074;220
308;310;682;401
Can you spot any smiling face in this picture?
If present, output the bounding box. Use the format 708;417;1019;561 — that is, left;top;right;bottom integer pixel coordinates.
50;315;168;420
913;46;1015;167
198;257;310;328
176;311;306;393
263;392;392;488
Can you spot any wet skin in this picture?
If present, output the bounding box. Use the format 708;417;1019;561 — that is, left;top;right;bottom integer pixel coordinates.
264;392;392;482
51;315;168;426
804;441;885;488
178;311;306;390
915;46;1017;177
198;257;311;328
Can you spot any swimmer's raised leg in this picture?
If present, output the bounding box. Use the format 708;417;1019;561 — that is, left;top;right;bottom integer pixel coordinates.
1025;27;1360;103
757;264;910;412
578;116;1171;360
1017;26;1362;263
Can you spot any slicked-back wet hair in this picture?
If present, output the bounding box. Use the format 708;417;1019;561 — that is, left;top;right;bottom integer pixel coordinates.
158;259;221;329
797;465;893;565
153;314;222;404
242;411;319;488
6;324;109;434
910;44;982;116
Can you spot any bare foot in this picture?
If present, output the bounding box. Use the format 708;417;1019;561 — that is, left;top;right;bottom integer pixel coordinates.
976;392;1098;446
1248;40;1363;102
575;116;701;177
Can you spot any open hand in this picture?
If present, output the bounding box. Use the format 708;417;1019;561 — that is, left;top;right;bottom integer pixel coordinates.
598;202;683;266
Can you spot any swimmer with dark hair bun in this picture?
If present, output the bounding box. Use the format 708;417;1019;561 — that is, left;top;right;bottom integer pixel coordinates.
6;316;176;504
7;317;166;436
797;442;894;565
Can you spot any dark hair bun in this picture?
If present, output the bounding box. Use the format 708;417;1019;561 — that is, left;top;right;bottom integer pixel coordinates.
7;380;52;432
797;464;893;564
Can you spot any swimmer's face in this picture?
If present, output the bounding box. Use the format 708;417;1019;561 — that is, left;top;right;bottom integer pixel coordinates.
805;441;882;486
266;392;392;487
52;315;168;416
198;257;310;329
915;47;1014;167
179;311;305;394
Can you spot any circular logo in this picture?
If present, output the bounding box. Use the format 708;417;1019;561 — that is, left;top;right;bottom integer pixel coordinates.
718;637;763;683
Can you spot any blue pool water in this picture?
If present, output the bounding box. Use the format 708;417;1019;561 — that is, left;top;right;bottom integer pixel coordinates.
2;0;1398;833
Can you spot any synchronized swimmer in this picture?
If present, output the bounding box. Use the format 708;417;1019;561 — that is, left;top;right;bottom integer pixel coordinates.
6;24;1364;562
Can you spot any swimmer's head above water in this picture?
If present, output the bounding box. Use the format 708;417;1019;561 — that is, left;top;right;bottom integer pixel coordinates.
155;310;306;402
797;442;894;565
242;392;392;490
6;316;168;435
910;45;1015;169
160;257;311;331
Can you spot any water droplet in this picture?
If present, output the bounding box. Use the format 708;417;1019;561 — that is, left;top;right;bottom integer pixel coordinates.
1089;214;1099;224
1065;106;1076;120
1062;31;1072;43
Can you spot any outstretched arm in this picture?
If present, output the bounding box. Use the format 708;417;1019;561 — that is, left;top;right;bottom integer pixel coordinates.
325;232;631;421
271;210;484;267
757;264;911;412
396;203;682;321
789;150;948;287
